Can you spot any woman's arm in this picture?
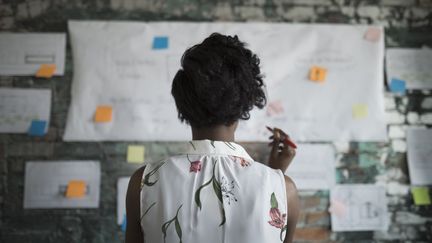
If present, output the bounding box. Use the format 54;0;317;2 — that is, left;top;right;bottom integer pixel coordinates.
267;127;299;242
125;167;146;243
283;175;300;243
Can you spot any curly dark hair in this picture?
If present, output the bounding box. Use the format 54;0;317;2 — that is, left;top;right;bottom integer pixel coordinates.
171;33;266;128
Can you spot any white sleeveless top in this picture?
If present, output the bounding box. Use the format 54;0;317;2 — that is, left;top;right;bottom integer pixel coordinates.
139;140;288;243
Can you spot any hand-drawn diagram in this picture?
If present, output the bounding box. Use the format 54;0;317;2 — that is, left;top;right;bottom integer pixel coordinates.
24;161;101;209
0;88;51;133
407;128;432;185
284;144;336;190
386;48;432;89
330;185;388;231
0;33;66;75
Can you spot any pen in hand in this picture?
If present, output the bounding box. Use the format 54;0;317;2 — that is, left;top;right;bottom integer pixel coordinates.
266;126;297;149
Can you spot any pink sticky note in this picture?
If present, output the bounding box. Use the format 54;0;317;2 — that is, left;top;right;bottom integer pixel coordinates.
364;27;381;42
266;100;284;116
329;199;347;218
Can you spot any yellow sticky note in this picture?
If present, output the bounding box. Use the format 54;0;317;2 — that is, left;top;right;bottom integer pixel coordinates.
127;145;145;163
309;66;327;83
94;106;113;123
36;64;56;78
412;187;431;206
66;180;86;198
352;104;368;119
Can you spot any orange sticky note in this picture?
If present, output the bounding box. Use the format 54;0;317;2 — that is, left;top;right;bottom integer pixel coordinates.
66;180;86;198
36;64;56;78
309;66;327;83
364;27;381;42
94;106;113;123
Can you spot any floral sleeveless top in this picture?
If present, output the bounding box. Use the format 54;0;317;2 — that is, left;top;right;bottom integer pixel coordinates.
139;140;288;243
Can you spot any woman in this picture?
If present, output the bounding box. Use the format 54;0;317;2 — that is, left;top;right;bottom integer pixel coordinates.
126;33;299;243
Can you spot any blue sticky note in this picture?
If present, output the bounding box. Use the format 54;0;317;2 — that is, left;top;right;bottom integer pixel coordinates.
121;214;127;232
28;120;47;136
152;36;169;49
389;78;406;94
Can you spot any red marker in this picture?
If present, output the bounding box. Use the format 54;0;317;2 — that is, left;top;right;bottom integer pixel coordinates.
266;126;297;149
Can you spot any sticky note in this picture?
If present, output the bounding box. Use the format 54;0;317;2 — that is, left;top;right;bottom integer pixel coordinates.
152;36;169;49
127;145;145;163
329;199;347;218
364;27;381;42
121;214;127;232
94;106;112;123
28;120;47;136
36;64;56;78
309;66;327;82
66;180;86;198
389;78;406;95
352;104;368;119
412;187;431;206
266;100;284;116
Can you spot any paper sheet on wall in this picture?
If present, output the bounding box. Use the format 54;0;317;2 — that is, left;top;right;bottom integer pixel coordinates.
117;177;130;225
0;33;66;76
284;144;336;190
24;161;100;209
386;48;432;89
407;128;432;185
64;21;386;142
0;88;51;133
330;185;388;232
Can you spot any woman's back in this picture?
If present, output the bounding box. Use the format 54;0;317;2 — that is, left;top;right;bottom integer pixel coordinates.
139;140;288;243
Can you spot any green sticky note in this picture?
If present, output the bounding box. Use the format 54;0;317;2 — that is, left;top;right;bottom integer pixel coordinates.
127;145;145;163
412;187;431;205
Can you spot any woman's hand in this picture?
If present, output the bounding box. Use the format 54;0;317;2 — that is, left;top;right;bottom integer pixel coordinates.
267;127;297;172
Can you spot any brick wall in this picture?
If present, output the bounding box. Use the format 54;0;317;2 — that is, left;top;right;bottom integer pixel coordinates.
1;0;432;242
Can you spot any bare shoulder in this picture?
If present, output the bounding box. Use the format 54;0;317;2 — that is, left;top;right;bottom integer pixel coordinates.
283;175;297;193
282;175;299;243
125;166;146;243
126;166;146;205
130;166;146;185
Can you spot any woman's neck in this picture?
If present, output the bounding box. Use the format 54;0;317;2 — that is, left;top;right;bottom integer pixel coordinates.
191;123;237;142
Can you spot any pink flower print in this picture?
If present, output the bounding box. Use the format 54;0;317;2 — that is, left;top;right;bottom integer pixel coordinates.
190;160;202;173
239;157;251;167
268;207;287;229
268;192;287;231
230;155;251;167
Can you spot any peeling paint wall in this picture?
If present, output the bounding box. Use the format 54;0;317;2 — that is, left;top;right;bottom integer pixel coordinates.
1;0;432;242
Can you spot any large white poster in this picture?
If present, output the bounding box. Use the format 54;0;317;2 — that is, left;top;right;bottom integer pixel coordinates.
0;88;51;134
65;21;386;142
